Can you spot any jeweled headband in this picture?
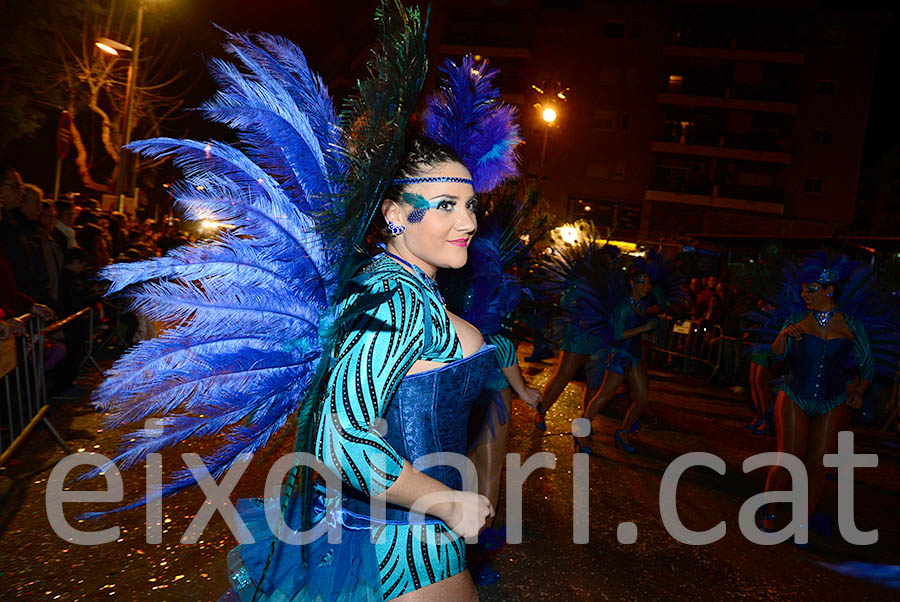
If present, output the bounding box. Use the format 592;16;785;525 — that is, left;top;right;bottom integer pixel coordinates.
392;176;473;186
817;268;840;285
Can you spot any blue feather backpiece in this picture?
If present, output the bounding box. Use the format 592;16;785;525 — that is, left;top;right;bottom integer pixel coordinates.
438;188;545;336
632;249;689;311
538;223;626;345
423;55;521;193
86;1;430;513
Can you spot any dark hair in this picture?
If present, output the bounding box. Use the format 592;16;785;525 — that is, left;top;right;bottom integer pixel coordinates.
383;135;465;204
64;246;89;265
56;200;73;214
369;136;465;244
627;269;652;294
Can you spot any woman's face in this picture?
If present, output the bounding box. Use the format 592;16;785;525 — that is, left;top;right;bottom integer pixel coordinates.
385;161;477;272
632;274;653;299
801;282;834;310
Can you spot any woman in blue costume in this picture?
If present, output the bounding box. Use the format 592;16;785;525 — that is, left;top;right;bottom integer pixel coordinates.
533;224;620;431
227;139;498;602
575;269;657;454
86;3;522;600
758;253;899;532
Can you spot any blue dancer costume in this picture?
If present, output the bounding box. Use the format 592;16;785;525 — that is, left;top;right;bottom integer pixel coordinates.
228;254;496;600
539;221;622;358
751;251;900;417
749;252;900;418
541;243;684;376
87;3;523;599
607;297;648;375
775;317;871;416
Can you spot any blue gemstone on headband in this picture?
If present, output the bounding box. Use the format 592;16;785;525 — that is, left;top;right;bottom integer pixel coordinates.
392;176;474;185
818;268;839;284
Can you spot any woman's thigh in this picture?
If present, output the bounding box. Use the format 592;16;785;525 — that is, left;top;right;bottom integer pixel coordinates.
390;569;478;602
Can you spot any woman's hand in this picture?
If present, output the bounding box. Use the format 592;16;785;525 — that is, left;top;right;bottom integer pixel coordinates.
434;491;493;540
518;386;542;410
641;319;657;333
779;323;804;341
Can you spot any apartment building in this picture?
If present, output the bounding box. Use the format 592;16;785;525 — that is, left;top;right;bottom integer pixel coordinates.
431;1;885;244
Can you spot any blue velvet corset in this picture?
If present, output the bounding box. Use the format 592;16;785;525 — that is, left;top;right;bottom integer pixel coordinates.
340;343;495;521
784;334;855;414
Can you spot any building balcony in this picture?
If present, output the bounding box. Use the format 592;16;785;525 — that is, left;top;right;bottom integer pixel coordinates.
645;181;784;215
438;44;530;59
651;133;791;165
663;44;804;65
657;91;798;115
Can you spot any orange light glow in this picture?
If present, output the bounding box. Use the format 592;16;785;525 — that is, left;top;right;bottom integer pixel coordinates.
95;42;119;56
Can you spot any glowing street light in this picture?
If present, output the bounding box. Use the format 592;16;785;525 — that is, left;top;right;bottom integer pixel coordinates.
96;3;146;213
532;80;567;191
95;37;133;56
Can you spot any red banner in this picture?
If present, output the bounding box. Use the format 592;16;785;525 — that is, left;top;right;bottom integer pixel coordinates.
56;111;73;160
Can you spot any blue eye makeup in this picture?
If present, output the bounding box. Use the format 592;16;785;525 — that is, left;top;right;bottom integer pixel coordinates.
401;192;480;223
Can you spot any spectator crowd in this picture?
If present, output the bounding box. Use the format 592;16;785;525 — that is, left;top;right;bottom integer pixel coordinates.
1;165;192;397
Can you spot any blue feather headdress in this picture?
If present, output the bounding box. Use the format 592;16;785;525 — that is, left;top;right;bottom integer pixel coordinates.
422;55;521;193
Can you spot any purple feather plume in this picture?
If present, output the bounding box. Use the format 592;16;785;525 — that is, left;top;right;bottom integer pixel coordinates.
423;55;521;193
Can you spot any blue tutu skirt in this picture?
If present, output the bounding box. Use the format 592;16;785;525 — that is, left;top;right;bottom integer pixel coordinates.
223;496;382;602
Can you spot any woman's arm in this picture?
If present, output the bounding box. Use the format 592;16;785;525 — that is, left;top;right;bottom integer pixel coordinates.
486;333;540;407
771;314;804;357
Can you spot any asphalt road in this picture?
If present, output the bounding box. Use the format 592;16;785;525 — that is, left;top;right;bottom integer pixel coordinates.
2;346;898;601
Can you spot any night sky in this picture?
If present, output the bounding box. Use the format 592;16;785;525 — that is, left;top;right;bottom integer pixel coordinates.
3;0;898;191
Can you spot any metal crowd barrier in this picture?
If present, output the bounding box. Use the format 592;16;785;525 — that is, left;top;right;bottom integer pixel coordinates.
0;314;71;466
649;316;724;383
43;306;103;375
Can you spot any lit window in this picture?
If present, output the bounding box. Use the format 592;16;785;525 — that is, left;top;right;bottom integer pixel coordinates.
668;75;684;92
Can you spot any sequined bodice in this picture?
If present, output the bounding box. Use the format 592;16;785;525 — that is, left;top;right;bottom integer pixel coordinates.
786;334;855;404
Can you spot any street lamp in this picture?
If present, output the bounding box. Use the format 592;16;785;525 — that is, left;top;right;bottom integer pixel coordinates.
538;105;558;178
532;81;567;187
96;3;145;212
